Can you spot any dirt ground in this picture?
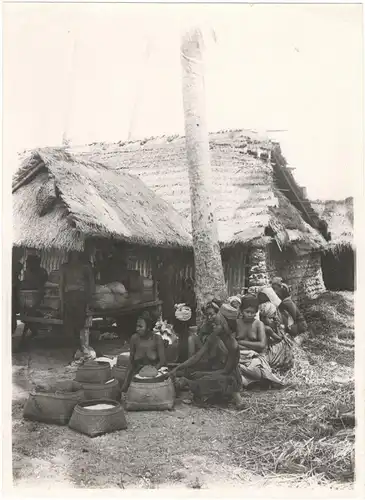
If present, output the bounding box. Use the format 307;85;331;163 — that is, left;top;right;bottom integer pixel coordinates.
12;292;355;490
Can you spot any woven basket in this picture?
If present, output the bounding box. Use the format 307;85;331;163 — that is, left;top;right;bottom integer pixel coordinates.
75;361;111;384
68;399;127;437
126;378;175;411
23;381;84;425
112;366;128;387
116;353;130;367
19;290;41;312
81;379;120;401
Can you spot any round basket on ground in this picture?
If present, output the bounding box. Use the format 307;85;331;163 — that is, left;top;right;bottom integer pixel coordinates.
75;360;111;384
23;381;84;425
112;366;128;387
18;290;41;312
126;377;175;411
68;399;127;437
81;378;120;401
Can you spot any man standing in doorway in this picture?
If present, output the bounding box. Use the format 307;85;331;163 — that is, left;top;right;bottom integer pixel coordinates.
60;251;95;352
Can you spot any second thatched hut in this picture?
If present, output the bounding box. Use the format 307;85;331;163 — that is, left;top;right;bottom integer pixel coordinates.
73;129;331;303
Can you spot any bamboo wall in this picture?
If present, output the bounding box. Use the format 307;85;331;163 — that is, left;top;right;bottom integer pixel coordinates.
14;244;249;300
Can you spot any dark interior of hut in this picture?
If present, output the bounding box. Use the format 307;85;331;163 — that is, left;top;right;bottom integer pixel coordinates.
321;248;355;292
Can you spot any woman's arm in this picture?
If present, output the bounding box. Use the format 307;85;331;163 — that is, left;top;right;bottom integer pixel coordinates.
237;321;267;353
170;326;221;374
280;299;297;321
264;325;283;343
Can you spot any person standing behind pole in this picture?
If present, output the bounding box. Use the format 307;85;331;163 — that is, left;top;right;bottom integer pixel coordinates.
60;251;95;350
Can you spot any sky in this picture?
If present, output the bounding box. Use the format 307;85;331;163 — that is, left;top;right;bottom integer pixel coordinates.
3;2;363;200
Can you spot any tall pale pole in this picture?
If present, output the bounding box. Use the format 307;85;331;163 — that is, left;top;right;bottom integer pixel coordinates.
180;27;227;317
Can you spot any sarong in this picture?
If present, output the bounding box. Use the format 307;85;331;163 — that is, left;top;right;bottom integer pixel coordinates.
239;348;284;387
266;336;294;371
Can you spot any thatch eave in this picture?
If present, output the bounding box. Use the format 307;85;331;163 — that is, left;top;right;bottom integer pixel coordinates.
12;148;192;251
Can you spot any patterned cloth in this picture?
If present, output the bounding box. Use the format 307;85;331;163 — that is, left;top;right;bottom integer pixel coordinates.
238;348;284;387
266;336;294;371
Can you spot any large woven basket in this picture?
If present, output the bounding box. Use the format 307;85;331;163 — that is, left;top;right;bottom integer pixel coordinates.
112;366;128;387
19;289;41;312
23;381;84;425
81;379;120;401
126;377;175;411
75;361;111;384
68;399;127;437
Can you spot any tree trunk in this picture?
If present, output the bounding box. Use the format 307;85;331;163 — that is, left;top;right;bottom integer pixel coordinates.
180;27;227;320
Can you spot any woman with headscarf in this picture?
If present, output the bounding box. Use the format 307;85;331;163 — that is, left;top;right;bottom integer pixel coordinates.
170;299;244;409
257;288;294;372
271;278;308;337
219;295;242;333
236;294;284;388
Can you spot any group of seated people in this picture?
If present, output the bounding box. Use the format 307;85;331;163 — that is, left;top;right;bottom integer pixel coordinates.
121;278;308;410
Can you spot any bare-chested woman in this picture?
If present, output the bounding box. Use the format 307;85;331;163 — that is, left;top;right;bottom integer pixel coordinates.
236;294;284;388
170;300;245;409
121;314;166;393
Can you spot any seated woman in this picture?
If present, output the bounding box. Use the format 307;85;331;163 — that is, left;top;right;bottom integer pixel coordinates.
170;299;244;409
271;278;308;337
121;313;166;393
257;288;294;372
236;294;284;388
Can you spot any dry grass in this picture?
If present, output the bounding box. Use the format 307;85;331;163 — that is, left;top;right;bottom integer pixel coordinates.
12;291;354;489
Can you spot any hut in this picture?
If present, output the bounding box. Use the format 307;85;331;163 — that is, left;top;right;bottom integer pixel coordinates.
311;197;354;291
72;129;330;303
12;147;193;325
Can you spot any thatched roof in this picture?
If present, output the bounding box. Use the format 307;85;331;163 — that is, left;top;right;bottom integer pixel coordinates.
311;197;354;250
71;129;327;252
12;148;192;251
